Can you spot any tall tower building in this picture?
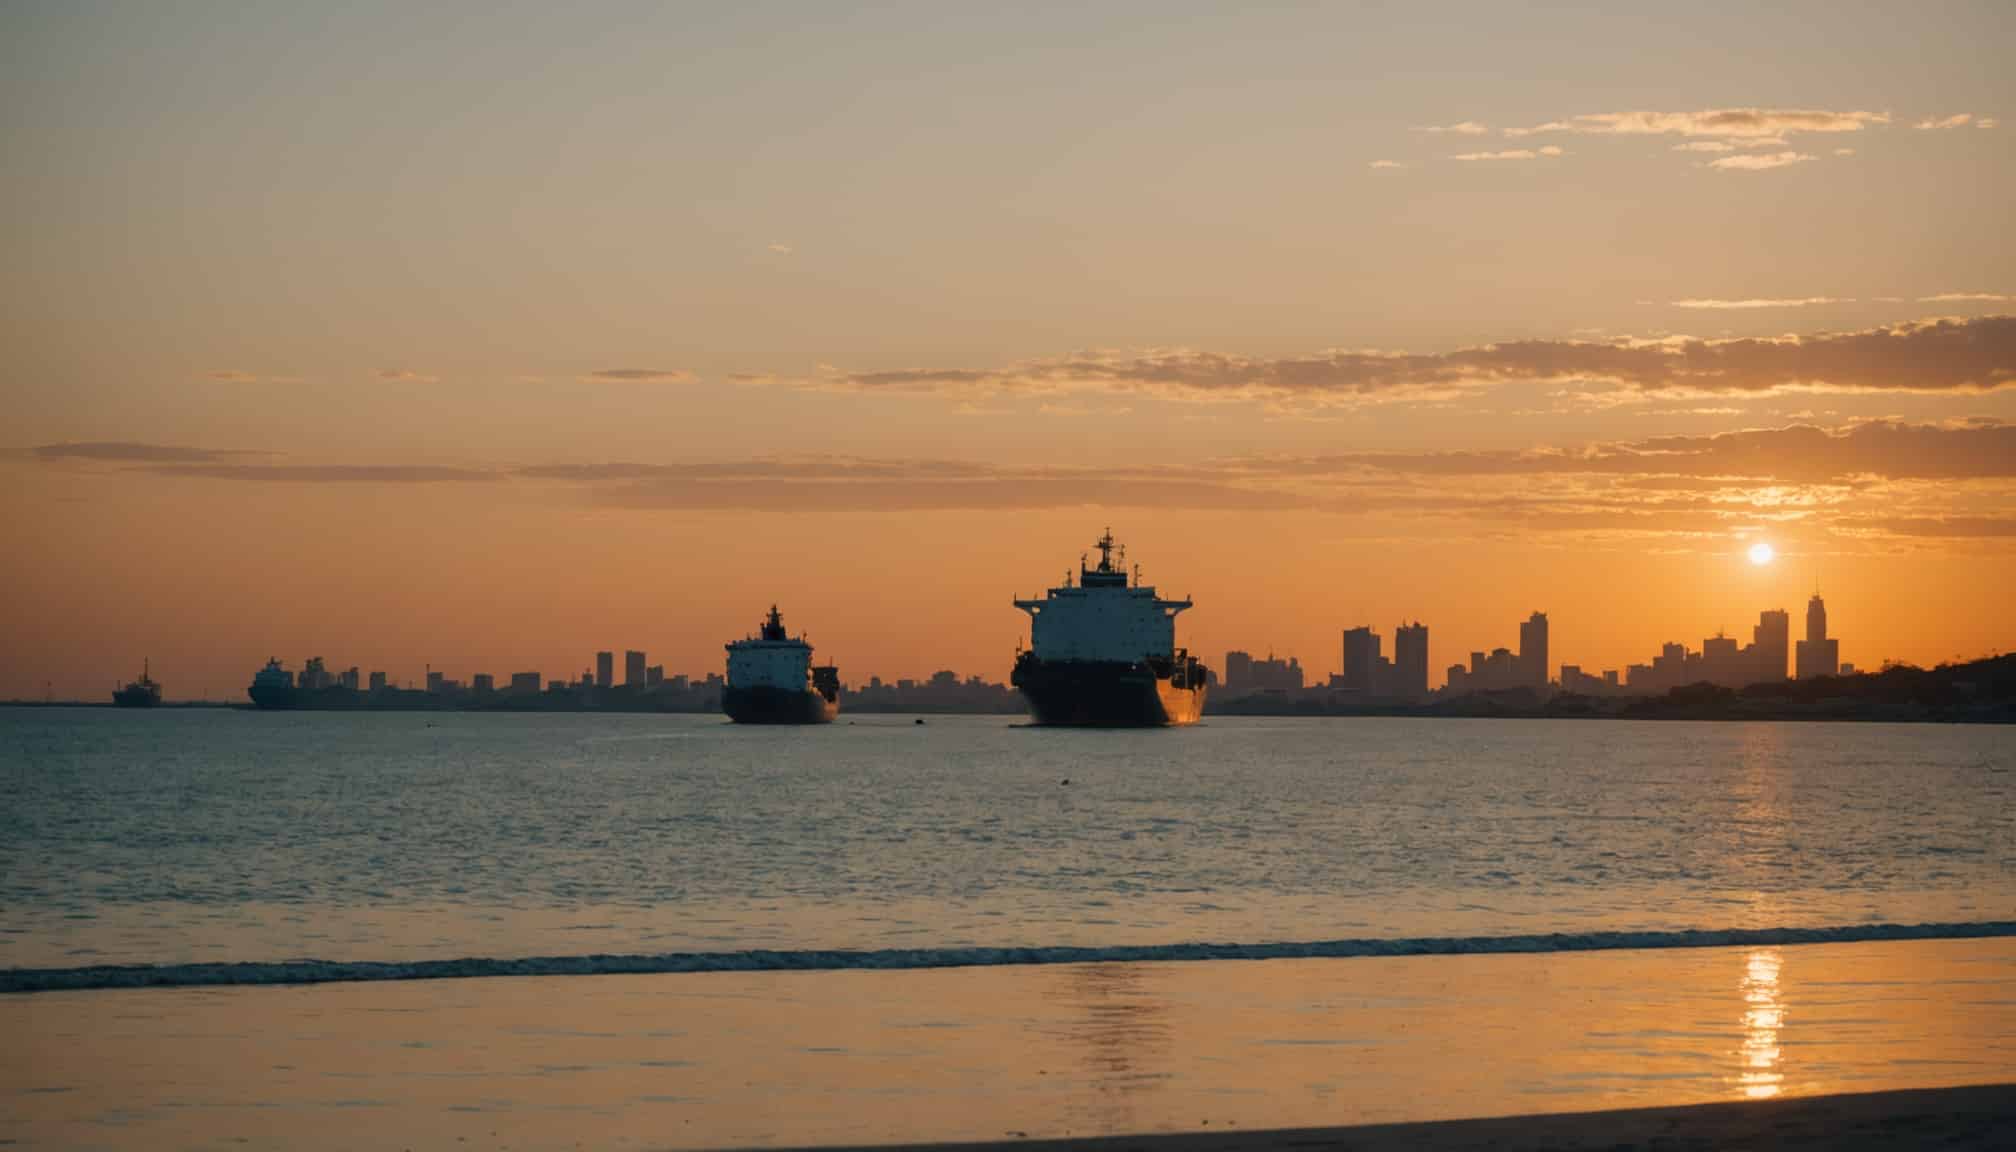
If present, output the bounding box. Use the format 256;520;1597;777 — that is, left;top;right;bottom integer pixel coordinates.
1519;611;1550;688
1753;609;1790;684
595;650;614;689
1394;622;1429;701
1223;650;1254;694
624;649;647;686
1342;627;1381;693
1795;595;1839;680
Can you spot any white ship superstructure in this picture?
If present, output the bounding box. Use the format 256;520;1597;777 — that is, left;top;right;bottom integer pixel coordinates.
724;606;840;723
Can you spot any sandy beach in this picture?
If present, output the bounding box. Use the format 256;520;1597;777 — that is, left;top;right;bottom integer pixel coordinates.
7;937;2013;1149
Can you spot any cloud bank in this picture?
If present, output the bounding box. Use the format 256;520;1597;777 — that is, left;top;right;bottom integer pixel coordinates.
33;422;2016;545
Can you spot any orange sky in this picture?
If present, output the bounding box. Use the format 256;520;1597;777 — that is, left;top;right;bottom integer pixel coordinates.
4;3;2014;698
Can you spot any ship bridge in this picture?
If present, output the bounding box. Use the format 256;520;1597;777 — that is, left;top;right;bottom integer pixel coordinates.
1015;530;1191;663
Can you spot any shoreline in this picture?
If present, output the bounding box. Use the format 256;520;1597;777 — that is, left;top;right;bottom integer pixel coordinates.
10;918;2015;994
780;1084;2016;1152
3;700;2012;723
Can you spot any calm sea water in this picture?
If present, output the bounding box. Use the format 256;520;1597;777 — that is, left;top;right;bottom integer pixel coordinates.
2;709;2011;978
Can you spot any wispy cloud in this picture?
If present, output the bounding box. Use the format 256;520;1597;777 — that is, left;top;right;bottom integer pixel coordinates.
1452;146;1563;162
377;369;440;384
1980;117;2000;130
1915;113;1974;130
1508;108;1888;139
1673;141;1737;153
1834;147;1857;157
1367;159;1406;170
33;442;265;465
581;368;697;384
33;424;2016;545
1920;292;2010;303
1418;121;1490;135
1672;297;1849;310
797;315;2016;406
1707;151;1814;172
767;242;793;254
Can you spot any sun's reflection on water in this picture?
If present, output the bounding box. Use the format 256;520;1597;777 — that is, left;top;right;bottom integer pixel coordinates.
1737;948;1785;1099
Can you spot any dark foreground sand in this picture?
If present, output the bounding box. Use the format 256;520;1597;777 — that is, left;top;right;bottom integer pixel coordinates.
790;1084;2016;1152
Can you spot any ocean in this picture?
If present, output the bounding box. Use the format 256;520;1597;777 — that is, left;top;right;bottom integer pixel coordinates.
3;709;2011;985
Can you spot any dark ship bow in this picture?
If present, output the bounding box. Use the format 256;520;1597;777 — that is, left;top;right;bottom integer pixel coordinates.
1012;651;1208;727
722;683;839;724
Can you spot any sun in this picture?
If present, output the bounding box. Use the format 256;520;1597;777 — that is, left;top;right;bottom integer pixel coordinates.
1748;541;1776;566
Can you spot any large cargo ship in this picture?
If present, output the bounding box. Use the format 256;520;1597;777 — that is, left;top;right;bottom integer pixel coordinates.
112;660;162;708
723;606;840;724
1012;530;1209;726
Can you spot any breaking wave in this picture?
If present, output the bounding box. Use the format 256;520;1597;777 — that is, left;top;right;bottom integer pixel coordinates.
6;920;2013;994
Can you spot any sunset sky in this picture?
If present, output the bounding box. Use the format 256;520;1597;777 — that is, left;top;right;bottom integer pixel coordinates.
5;2;2014;699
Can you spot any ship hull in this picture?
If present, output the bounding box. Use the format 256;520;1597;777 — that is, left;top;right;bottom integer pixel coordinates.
722;685;839;725
248;684;301;710
1012;657;1207;727
111;688;160;708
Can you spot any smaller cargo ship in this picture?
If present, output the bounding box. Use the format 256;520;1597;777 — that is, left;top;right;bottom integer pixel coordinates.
247;659;301;709
112;660;162;708
723;606;840;724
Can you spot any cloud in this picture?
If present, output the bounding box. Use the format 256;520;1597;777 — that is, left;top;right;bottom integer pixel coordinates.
1418;121;1490;135
151;463;494;483
1673;141;1737;153
32;425;2015;545
1452;146;1563;161
1367;160;1406;170
581;368;697;384
805;316;2016;406
1980;118;2000;130
1915;114;1973;130
205;370;260;383
1672;297;1848;310
33;442;263;464
1328;420;2016;483
1509;108;1888;139
1876;516;2016;538
1834;147;1856;157
767;242;793;254
377;369;440;384
31;442;487;482
1708;151;1814;171
1920;292;2010;303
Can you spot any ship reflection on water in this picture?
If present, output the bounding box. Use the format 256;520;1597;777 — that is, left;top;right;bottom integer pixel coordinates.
1048;962;1174;1134
1737;948;1786;1100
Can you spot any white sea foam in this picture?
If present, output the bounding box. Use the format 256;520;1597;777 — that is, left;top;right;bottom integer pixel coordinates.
6;921;2012;994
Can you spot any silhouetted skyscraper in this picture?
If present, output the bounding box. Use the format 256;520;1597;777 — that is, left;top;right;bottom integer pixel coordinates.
1796;594;1839;680
624;649;646;686
1394;621;1429;701
1223;650;1254;693
1342;627;1380;693
595;650;614;689
1519;611;1549;688
1753;609;1789;683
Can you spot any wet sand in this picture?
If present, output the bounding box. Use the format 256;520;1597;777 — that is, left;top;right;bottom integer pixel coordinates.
5;938;2013;1149
803;1084;2016;1151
